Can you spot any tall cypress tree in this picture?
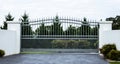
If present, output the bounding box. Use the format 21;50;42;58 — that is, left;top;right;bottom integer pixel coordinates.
50;15;63;35
35;22;48;35
65;25;77;35
77;18;91;35
2;13;14;29
20;13;33;35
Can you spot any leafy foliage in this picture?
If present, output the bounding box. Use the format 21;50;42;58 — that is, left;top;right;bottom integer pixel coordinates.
50;15;63;35
107;49;120;60
91;26;98;35
2;13;14;29
20;13;33;35
100;44;117;58
94;41;98;48
78;40;90;49
0;49;5;57
51;40;67;48
51;40;90;49
106;16;120;30
65;25;77;35
5;13;14;21
35;23;48;35
80;18;91;35
100;44;120;60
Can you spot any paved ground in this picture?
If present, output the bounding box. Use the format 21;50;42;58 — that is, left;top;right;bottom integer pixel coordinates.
0;53;108;64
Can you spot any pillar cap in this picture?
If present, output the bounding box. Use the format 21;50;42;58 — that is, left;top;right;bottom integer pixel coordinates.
6;21;21;24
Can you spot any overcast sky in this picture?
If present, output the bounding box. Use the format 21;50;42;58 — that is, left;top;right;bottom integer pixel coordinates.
0;0;120;25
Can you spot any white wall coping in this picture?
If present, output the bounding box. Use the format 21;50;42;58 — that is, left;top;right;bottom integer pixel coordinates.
0;29;14;31
99;21;113;24
6;21;21;24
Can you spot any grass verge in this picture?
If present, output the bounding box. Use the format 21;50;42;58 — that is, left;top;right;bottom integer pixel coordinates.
109;62;120;64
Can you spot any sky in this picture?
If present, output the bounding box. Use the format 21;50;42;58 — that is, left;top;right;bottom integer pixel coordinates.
0;0;120;25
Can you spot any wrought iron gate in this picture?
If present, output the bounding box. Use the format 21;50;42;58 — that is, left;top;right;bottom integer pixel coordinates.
21;16;99;50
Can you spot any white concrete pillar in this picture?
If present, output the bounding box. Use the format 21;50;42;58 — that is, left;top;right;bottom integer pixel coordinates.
99;21;113;49
7;21;21;54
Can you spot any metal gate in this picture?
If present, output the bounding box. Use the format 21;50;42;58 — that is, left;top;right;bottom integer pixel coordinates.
21;16;99;52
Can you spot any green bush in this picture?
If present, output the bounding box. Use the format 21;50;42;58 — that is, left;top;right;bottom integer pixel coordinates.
107;49;120;60
51;40;90;49
67;40;78;48
77;40;90;49
0;49;5;57
100;44;117;58
51;40;67;48
94;41;98;49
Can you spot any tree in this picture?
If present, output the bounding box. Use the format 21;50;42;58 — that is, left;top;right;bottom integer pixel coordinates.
106;16;120;30
65;25;77;35
50;15;63;35
91;26;98;35
77;18;91;35
20;13;33;35
35;22;48;35
0;26;2;29
2;13;14;29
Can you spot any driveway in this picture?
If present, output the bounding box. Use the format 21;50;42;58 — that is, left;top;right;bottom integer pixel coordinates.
0;53;108;64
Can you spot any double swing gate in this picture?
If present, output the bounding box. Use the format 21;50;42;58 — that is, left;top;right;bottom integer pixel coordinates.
21;16;99;52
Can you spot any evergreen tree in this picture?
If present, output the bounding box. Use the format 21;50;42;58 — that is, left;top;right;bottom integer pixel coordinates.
50;15;63;35
2;13;14;29
65;25;77;35
106;16;120;30
91;26;98;35
0;26;2;29
77;18;91;35
35;22;48;35
20;13;33;35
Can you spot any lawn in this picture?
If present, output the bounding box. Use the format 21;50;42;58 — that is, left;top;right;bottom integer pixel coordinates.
109;62;120;64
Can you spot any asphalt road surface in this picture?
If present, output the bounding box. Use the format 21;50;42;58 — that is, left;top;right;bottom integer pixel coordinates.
0;53;108;64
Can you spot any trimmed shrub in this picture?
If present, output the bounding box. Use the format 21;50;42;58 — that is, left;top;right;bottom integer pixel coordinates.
100;44;117;58
78;40;90;49
51;40;67;48
94;41;98;49
0;49;5;57
107;49;120;60
51;40;90;49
